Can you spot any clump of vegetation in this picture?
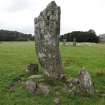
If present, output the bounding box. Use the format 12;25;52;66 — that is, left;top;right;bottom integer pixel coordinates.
96;69;105;76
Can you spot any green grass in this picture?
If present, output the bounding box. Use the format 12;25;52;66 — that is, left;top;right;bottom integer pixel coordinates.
0;42;105;105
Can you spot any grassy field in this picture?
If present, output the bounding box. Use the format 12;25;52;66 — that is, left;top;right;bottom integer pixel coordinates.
0;41;105;105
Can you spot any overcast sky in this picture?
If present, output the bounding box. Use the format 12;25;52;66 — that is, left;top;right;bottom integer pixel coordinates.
0;0;105;35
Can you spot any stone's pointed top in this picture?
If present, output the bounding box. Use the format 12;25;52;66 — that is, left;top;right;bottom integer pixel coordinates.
50;1;57;5
47;1;57;8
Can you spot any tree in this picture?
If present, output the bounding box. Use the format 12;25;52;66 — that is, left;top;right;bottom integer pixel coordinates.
60;29;99;43
0;30;33;41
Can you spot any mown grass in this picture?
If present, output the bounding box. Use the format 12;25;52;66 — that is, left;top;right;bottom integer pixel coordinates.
0;41;105;105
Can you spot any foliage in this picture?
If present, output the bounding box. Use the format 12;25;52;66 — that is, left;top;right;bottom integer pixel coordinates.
60;29;99;43
0;30;34;41
0;42;105;105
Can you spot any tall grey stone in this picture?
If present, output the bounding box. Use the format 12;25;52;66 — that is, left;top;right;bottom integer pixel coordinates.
99;34;105;43
34;1;64;79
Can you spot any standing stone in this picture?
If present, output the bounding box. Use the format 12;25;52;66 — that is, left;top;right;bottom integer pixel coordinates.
73;38;76;46
99;34;105;43
26;64;38;75
65;69;95;96
77;69;95;95
25;80;37;94
62;39;66;45
34;1;64;79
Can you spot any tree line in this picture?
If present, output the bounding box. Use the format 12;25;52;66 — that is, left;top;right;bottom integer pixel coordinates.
60;29;99;43
0;29;99;42
0;30;34;41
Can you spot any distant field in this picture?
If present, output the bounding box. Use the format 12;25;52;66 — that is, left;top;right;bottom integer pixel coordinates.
0;41;105;105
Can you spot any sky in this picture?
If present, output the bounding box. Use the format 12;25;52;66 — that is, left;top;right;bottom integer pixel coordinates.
0;0;105;35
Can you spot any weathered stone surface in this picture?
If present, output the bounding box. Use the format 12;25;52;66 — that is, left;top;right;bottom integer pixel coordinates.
28;75;42;79
34;1;63;79
54;97;61;105
64;69;95;96
38;83;50;96
77;69;95;95
8;83;16;92
26;64;38;75
99;34;105;43
25;80;37;93
73;38;76;46
28;75;44;82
